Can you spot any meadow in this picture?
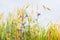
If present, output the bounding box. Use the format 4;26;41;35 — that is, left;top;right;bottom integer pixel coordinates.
0;7;60;40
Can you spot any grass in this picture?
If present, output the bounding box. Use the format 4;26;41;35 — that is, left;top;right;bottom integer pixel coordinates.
0;7;60;40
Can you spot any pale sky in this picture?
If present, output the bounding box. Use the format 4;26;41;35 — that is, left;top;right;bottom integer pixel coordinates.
0;0;60;26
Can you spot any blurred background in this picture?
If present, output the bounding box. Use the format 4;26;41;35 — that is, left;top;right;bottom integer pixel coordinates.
0;0;60;26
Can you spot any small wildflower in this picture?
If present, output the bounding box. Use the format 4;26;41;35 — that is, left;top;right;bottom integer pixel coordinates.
21;22;26;26
37;13;41;16
19;15;22;18
25;14;28;18
17;29;22;32
18;35;23;39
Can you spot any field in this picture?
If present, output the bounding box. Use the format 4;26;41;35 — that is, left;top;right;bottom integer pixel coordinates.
0;7;60;40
